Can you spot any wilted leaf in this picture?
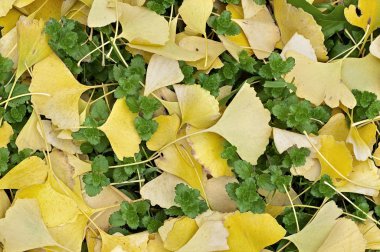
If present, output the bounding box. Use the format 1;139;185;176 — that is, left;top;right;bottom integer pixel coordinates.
346;123;376;161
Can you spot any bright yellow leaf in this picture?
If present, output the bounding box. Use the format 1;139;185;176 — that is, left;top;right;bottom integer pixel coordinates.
162;217;198;251
347;123;376;161
178;0;212;35
15;111;50;152
206;83;271;165
318;135;353;186
128;16;204;61
0;190;10;218
13;0;35;8
218;35;244;61
19;0;63;20
341;54;380;99
174;84;220;128
0;0;15;17
0;156;48;189
187;126;232;177
147;114;181;151
318;113;349;141
0;199;58;251
0;8;23;35
224;211;286;252
274;0;328;61
344;0;380;35
98;99;141;160
64;1;90;25
144;54;184;96
16;17;53;78
30;54;91;130
147;233;169;252
119;3;169;45
285;51;356;108
15;176;81;227
0;121;13;148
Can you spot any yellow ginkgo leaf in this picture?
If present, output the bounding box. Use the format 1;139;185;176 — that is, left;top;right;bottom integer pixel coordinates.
206;83;271;165
128;16;204;61
0;8;22;36
0;199;58;251
174;84;220;128
155;141;207;198
179;36;226;70
318;135;353;186
224;211;286;252
87;0;117;27
98;99;141;160
0;121;13;148
370;35;380;59
119;3;169;45
140;172;185;209
18;0;63;20
341;54;380;99
338;160;380;197
38;120;81;154
48;213;89;252
0;156;48;189
147;233;169;252
162;217;198;251
16;111;50;152
218;35;244;61
147;114;181;151
70;155;92;177
178;0;213;35
64;1;90;25
285;51;356;108
15;176;81;227
100;230;149;252
286;201;343;252
344;0;380;35
0;0;15;17
0;27;18;65
274;0;328;61
0;190;11;218
30;54;91;130
273;127;313;154
49;149;79;191
144;54;184;96
177;220;229;252
346;123;376;161
187;126;232;177
281;33;317;61
234;2;280;59
204;176;237;213
13;0;35;8
16;17;52;78
358;215;380;250
318;113;349;142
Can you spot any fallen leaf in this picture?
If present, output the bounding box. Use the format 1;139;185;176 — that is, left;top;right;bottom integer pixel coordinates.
147;114;181;151
280;33;317;61
0;156;48;189
344;0;380;35
161;217;198;251
119;3;169;45
0;121;13;148
19;0;63;20
204;176;237;213
224;211;286;252
274;0;328;61
16;17;52;78
30;53;91;130
174;84;220;128
318;135;353;186
358;214;380;250
346;123;376;161
0;199;58;251
100;230;149;252
206;83;271;165
0;0;15;17
178;0;213;36
13;0;35;8
273;127;313;154
218;35;244;61
0;190;10;218
0;27;18;65
98;98;141;160
187;126;233;177
0;8;22;36
87;0;117;27
370;35;380;59
285;51;356;108
144;54;184;96
318;113;349;142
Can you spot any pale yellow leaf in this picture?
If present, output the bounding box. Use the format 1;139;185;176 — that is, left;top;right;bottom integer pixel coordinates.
49;149;78;191
174;84;220;128
206;83;271;165
281;33;317;61
30;54;91;130
273;127;313;154
16;17;53;78
0;199;58;251
100;231;149;252
285;51;356;108
0;0;15;17
187;126;232;177
218;35;243;61
274;0;328;61
204;176;237;213
0;27;18;65
147;233;169;252
0;156;48;189
178;0;213;35
64;1;90;25
119;3;169;45
370;35;380;59
0;190;10;218
224;211;286;252
358;214;380;250
144;54;184;96
0;121;13;148
98;98;141;160
147;114;181;151
318;113;349;142
15;111;49;152
346;123;376;161
69;152;92;177
19;0;63;20
87;0;117;27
